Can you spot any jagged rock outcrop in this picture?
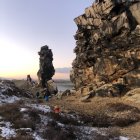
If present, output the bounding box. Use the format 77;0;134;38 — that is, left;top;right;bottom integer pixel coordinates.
37;45;55;88
70;0;140;96
0;80;32;104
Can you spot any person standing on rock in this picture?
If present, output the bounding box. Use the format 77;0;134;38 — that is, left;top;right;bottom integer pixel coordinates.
27;75;32;86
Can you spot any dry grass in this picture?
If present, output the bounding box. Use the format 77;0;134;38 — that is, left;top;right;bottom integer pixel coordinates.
108;102;140;113
79;102;140;127
0;101;22;123
93;130;120;140
80;112;111;127
14;119;36;130
107;103;140;127
13;109;40;130
47;96;140;129
47;101;140;128
0;101;40;130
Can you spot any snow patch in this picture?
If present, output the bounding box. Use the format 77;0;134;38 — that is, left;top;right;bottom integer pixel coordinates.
20;108;28;112
0;80;20;104
0;80;14;93
33;132;44;140
39;114;50;125
119;136;129;140
79;126;98;135
19;128;32;131
29;104;50;113
0;121;16;139
0;95;20;104
57;122;65;127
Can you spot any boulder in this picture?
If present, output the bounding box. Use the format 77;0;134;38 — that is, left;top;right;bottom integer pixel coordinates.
123;88;140;103
47;80;58;95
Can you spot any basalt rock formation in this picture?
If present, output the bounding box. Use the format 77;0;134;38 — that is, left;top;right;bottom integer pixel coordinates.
37;45;55;88
70;0;140;97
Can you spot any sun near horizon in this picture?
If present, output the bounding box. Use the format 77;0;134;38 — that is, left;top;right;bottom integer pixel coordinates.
0;0;93;80
0;40;70;80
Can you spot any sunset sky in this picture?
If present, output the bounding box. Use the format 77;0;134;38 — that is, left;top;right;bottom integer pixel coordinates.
0;0;93;79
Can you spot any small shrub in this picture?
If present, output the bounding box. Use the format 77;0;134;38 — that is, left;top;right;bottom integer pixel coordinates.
0;103;22;123
47;120;58;128
13;108;40;130
114;116;139;127
105;128;120;139
10;134;34;140
0;102;40;131
28;109;41;123
107;103;140;126
42;123;76;140
108;103;140;113
80;112;111;127
47;112;80;125
16;129;30;135
14;119;36;130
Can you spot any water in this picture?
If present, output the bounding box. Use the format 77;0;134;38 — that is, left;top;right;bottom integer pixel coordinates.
55;80;74;91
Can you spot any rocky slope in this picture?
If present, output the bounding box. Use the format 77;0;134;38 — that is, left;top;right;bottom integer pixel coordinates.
2;78;138;139
1;80;136;140
0;80;32;104
70;0;140;97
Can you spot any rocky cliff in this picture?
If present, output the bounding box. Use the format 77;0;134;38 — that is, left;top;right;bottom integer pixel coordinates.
70;0;140;96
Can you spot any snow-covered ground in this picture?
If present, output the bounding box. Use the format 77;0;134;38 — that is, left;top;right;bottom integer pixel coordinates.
29;104;51;113
0;94;20;104
0;121;16;139
0;80;20;104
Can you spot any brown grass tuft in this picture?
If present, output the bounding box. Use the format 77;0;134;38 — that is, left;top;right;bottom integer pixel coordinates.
10;134;34;140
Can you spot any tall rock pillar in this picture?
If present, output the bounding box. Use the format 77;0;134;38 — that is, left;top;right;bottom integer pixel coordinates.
37;45;55;88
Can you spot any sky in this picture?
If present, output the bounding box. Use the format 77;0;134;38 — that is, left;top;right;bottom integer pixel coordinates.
0;0;93;79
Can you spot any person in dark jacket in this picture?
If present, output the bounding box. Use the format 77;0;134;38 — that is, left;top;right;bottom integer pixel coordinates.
36;91;40;99
44;88;50;101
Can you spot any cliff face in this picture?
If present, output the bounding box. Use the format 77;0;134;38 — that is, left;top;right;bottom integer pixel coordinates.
70;0;140;96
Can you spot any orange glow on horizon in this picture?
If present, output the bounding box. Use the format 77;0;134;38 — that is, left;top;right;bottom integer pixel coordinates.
0;72;70;80
0;40;70;80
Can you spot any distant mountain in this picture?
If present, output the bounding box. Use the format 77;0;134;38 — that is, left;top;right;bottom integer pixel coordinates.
55;67;72;73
